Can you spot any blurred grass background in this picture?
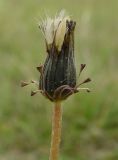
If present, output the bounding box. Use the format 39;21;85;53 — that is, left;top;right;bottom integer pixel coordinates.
0;0;118;159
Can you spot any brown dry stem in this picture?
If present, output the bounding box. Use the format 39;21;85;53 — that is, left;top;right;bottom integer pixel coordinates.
49;101;62;160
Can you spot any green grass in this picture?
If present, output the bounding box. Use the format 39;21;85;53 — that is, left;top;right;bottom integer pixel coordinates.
0;0;118;159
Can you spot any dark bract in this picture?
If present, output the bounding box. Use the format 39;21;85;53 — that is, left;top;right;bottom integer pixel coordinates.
39;21;77;101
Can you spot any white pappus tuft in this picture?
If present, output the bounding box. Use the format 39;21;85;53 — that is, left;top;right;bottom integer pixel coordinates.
39;10;70;51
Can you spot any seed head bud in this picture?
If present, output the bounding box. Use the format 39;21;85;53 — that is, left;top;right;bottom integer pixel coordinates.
39;11;77;101
21;10;91;101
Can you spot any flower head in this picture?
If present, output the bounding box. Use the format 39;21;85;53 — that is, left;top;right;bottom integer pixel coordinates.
21;10;91;102
38;11;91;102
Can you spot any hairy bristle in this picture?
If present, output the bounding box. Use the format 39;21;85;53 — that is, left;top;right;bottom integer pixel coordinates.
39;10;70;51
